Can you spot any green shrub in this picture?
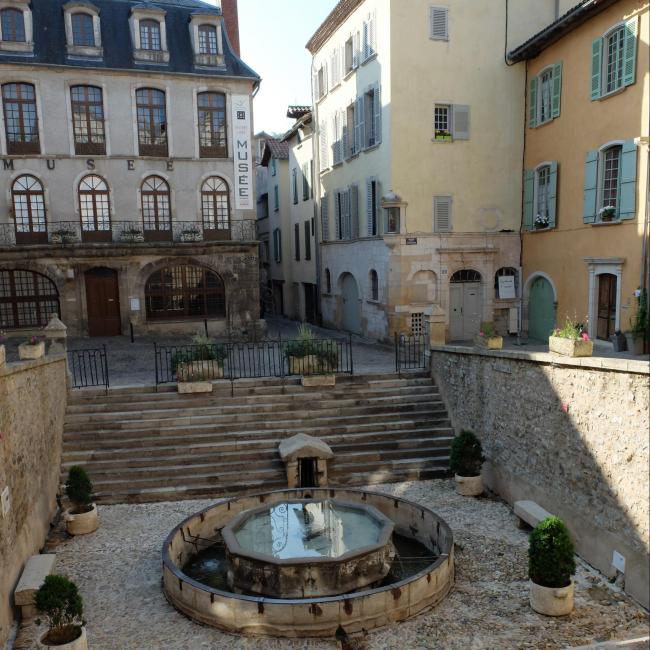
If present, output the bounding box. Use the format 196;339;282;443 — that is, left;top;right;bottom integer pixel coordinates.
479;322;496;338
171;336;226;372
528;516;576;588
65;466;93;509
629;289;648;337
35;575;84;645
284;324;338;368
449;430;484;477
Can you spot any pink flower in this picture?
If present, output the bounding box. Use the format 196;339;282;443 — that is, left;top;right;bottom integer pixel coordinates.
479;332;485;337
581;332;590;341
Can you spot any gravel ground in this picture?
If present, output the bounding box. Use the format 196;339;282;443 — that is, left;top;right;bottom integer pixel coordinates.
17;480;649;650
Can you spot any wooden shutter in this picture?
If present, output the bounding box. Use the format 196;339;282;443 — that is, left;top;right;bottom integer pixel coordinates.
523;170;534;230
548;161;558;228
528;77;537;128
430;7;448;40
433;196;452;232
321;194;329;241
334;192;341;240
623;16;639;87
342;108;349;160
350;184;359;238
373;85;382;145
619;139;637;220
583;150;598;223
551;62;562;118
332;113;340;164
294;223;300;261
452;105;470;140
590;38;602;100
355;96;365;153
366;179;375;236
342;190;351;239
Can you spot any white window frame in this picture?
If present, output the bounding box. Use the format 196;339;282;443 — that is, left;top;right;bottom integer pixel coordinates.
433;103;451;140
0;0;33;54
536;66;554;125
602;23;626;96
533;161;553;226
597;140;624;221
63;1;102;59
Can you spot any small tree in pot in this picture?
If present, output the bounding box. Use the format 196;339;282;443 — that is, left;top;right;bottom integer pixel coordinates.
64;466;99;536
449;430;485;496
35;575;87;649
529;516;576;616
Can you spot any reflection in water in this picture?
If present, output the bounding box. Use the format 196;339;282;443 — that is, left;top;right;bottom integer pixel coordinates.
234;501;383;559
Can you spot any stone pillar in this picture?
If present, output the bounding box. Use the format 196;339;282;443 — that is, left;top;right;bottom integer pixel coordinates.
428;305;447;346
43;314;68;356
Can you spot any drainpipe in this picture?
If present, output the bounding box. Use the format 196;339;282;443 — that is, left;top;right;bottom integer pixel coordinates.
639;135;650;291
310;57;324;325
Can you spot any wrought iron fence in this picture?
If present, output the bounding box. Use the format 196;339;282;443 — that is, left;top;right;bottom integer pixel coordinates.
394;333;428;373
154;335;353;385
68;345;110;390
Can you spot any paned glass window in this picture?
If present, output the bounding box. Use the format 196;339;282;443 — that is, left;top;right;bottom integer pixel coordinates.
136;88;167;156
71;85;105;155
72;13;94;47
197;92;226;157
0;270;59;328
2;83;39;154
1;8;25;42
140;19;161;51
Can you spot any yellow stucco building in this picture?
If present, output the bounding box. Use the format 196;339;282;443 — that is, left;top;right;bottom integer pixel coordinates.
509;0;649;345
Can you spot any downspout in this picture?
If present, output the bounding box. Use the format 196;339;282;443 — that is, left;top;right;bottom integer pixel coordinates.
640;134;650;291
310;57;324;325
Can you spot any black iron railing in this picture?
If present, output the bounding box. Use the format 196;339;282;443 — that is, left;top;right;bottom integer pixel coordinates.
68;345;109;390
395;333;428;374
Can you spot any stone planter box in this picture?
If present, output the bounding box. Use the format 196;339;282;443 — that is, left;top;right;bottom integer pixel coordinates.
301;374;336;387
288;354;334;375
529;580;574;616
0;344;5;367
474;335;503;350
176;360;224;382
18;341;45;360
624;333;644;356
65;503;99;536
548;336;593;357
454;474;483;497
178;381;213;394
38;626;87;650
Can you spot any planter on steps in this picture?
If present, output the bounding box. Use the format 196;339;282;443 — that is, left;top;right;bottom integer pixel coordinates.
288;355;334;376
176;360;224;382
529;580;574;616
38;627;87;650
65;503;99;535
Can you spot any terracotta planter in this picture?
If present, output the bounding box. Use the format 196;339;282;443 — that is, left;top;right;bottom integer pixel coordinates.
65;503;99;535
0;344;5;367
288;354;334;375
176;360;224;382
624;333;644;356
18;341;45;360
475;335;503;350
529;580;574;616
38;626;87;650
548;336;593;357
454;474;483;497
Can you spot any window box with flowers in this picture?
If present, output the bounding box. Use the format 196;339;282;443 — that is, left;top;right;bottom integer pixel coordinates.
179;226;202;242
18;335;45;360
598;205;616;222
434;129;452;142
534;214;550;230
474;322;503;350
549;317;593;357
120;227;145;243
51;227;79;244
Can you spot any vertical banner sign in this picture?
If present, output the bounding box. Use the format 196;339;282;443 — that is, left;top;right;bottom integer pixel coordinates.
231;95;253;210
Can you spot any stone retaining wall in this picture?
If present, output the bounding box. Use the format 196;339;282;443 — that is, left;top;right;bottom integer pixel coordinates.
0;355;68;647
430;346;650;608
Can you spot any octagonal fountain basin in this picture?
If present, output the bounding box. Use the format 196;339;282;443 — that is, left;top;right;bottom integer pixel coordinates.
163;488;454;638
222;499;395;597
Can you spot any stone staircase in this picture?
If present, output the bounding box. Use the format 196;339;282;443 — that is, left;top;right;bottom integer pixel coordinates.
60;371;454;503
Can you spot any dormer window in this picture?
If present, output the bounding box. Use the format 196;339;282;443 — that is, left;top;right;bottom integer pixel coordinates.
72;13;94;46
1;8;24;41
199;24;217;54
63;2;102;58
140;19;161;51
0;1;33;54
189;13;223;68
130;7;169;64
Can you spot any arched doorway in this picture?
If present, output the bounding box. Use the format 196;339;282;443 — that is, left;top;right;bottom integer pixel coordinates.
528;276;555;342
340;273;361;334
85;267;121;336
449;269;482;340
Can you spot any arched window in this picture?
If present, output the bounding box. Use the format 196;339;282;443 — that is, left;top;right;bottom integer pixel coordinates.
325;268;331;294
2;83;39;155
0;269;59;328
369;269;378;301
198;24;218;54
494;267;518;299
79;175;110;242
450;269;481;283
70;85;105;155
1;8;25;42
12;175;47;244
71;13;94;46
139;19;161;51
136;88;167;156
197;92;227;158
201;177;230;238
141;176;171;241
145;264;225;320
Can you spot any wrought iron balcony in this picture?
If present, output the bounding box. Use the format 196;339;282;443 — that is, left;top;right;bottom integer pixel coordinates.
0;219;257;247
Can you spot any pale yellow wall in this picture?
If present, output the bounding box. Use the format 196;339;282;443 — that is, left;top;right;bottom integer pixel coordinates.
523;0;649;334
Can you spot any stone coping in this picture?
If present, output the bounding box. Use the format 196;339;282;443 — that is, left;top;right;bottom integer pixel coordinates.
430;344;650;375
0;353;66;378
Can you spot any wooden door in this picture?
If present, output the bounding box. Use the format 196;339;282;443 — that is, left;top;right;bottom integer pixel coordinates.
597;274;617;340
85;268;121;336
449;285;463;340
449;283;482;340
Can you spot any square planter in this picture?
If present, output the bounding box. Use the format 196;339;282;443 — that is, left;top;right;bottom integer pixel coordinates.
288;354;334;375
548;336;593;357
624;333;644;356
474;335;503;350
18;341;45;360
175;360;224;382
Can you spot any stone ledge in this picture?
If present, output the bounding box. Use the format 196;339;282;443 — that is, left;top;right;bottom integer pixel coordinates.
0;354;67;378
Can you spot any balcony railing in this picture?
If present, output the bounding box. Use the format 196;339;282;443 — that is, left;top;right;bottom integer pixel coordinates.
0;219;257;247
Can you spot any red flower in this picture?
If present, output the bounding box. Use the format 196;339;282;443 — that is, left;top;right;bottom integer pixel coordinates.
581;332;590;341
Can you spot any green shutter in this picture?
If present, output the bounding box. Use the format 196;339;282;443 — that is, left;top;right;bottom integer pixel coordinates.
591;38;602;100
523;170;534;230
529;78;537;128
551;62;562;118
622;16;639;87
548;161;558;228
583;150;598;223
619;139;638;220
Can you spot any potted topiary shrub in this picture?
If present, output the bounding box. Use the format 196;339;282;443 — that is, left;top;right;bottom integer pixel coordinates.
549;317;593;357
18;335;46;360
449;430;485;496
528;516;576;616
35;575;87;649
474;322;503;350
285;324;338;376
625;289;647;356
64;466;99;536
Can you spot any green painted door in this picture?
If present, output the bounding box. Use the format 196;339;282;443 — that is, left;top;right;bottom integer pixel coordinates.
528;277;555;341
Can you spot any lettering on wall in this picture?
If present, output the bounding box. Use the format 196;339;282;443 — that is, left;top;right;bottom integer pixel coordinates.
1;158;178;173
231;94;253;211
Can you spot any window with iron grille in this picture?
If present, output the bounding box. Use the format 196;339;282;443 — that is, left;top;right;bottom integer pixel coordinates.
145;265;225;320
600;145;622;216
0;270;60;329
198;24;218;54
136;88;167;156
140;19;161;51
79;175;110;233
1;8;25;42
141;176;171;233
71;85;105;155
197;91;226;158
72;13;94;47
201;177;230;231
604;25;625;94
450;269;481;283
2;83;39;154
12;175;46;243
411;312;424;336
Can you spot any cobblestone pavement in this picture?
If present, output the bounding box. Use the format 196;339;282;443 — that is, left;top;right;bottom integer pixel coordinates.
21;480;649;650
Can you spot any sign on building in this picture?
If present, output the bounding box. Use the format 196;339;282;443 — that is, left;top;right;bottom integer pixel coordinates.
498;276;516;299
231;95;253;211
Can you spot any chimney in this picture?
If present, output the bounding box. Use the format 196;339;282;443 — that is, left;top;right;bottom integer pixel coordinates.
221;0;240;57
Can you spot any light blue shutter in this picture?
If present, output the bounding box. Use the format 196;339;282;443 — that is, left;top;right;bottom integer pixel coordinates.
591;38;602;100
583;150;598;223
548;162;558;228
529;78;537;128
619;139;637;220
321;194;329;241
373;85;382;145
523;170;534;230
551;62;562;118
622;17;639;87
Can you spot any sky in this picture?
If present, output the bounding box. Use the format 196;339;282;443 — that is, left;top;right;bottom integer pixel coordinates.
205;0;338;136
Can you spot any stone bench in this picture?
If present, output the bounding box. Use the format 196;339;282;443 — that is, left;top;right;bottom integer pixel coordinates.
14;554;57;620
514;500;553;529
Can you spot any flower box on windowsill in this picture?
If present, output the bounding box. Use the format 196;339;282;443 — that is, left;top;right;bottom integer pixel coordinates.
180;231;202;242
434;132;452;142
548;336;593;357
120;231;145;243
51;231;79;244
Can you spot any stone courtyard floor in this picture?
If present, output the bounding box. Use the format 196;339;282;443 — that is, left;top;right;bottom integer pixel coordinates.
19;480;649;650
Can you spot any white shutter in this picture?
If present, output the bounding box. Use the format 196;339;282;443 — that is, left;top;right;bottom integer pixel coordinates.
353;31;360;68
342;108;349;160
433;195;452;232
430;6;448;41
331;114;339;164
312;70;319;101
321;194;329;241
369;12;376;57
452;104;470;140
355;96;364;154
334;192;341;240
323;62;328;95
373;85;382;145
350;184;359;239
340;43;346;81
362;20;369;61
319;120;328;171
